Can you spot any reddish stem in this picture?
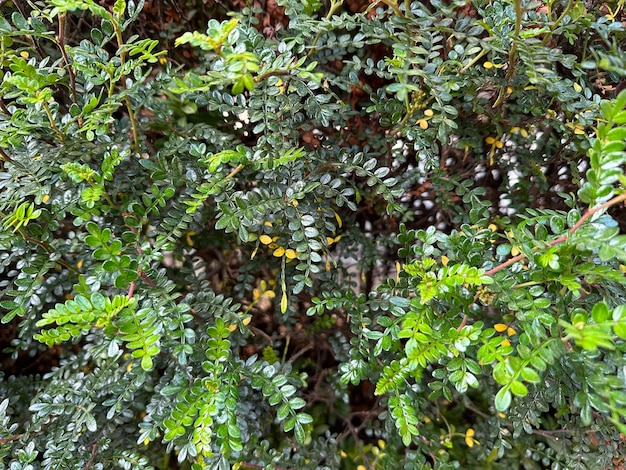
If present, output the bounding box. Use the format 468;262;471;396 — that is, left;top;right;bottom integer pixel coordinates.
486;192;626;276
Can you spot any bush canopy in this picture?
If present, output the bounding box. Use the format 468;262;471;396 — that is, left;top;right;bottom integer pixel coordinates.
1;0;626;468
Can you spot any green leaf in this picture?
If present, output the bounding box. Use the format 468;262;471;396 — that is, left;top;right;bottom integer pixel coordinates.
613;305;626;339
495;387;512;411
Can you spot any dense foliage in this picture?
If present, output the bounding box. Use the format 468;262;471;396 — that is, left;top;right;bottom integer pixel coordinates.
1;0;626;468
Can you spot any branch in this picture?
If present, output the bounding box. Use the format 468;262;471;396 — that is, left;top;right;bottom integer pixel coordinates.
486;192;626;276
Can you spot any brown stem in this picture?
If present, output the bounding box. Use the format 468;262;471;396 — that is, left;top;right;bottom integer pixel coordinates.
0;146;14;163
486;192;626;276
0;434;24;444
238;463;289;470
127;280;135;299
82;442;98;470
57;14;78;106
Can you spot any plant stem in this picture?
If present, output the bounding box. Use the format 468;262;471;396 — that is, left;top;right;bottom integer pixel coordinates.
486;192;626;276
0;146;13;163
42;101;65;142
505;0;523;83
113;22;140;149
542;0;574;46
57;13;78;106
307;0;344;58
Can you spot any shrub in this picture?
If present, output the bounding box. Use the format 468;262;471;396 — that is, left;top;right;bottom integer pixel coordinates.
1;0;626;468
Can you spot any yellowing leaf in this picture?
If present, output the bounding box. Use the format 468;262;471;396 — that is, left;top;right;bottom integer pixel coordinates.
242;316;251;326
186;231;196;246
259;235;272;245
285;249;298;259
42;194;50;203
417;119;428;130
280;291;288;314
494;323;508;332
484;61;494;69
424;109;434;117
501;338;511;347
507;327;517;336
441;255;449;266
334;211;342;228
273;246;285;257
228;324;237;332
465;428;479;447
573;82;582;93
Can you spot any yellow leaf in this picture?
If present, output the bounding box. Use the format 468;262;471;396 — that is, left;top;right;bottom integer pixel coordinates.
77;259;84;270
228;324;237;332
265;290;276;299
573;82;582;93
334;211;342;228
242;316;251;326
285;249;298;259
259;235;272;245
186;231;196;247
484;61;494;69
417;119;428;130
273;246;285;257
441;255;449;267
511;246;521;256
507;327;517;336
424;109;434;117
485;136;496;144
494;323;508;332
253;288;261;300
250;246;258;260
280;291;288;314
20;51;29;59
326;237;335;245
42;194;50;203
501;338;511;347
465;428;478;447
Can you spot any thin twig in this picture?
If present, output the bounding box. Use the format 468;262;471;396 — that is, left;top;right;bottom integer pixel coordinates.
486;192;626;276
